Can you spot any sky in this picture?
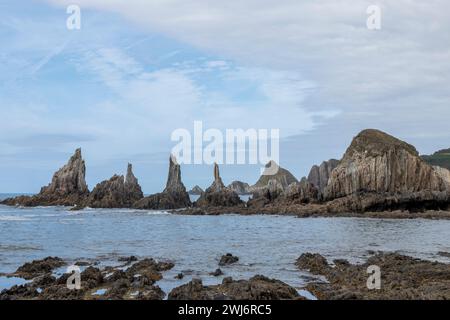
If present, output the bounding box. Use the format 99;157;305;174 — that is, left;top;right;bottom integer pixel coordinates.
0;0;449;193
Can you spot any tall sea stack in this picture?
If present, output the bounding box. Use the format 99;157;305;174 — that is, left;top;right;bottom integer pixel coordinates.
133;155;191;210
196;163;243;207
2;148;89;207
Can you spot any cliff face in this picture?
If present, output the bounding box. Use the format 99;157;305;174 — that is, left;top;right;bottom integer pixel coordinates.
324;129;450;201
196;163;243;207
2;149;89;207
87;164;144;208
133;155;191;210
188;185;204;195
307;159;339;195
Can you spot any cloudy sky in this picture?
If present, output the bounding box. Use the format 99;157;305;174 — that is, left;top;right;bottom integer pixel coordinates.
1;0;449;193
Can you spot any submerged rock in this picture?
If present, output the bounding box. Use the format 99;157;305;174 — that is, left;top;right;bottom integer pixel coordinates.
196;164;243;207
168;275;299;300
1;149;89;207
133;155;191;210
87;163;143;208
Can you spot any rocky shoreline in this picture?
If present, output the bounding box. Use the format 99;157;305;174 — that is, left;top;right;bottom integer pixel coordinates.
2;129;450;218
1;251;449;300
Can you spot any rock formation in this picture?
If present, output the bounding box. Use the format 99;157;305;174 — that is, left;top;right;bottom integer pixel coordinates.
188;185;204;195
196;163;243;207
249;161;298;194
227;181;250;195
133;155;191;210
168;275;300;300
323;129;450;211
86;164;144;208
1;149;89;207
282;177;319;204
307;159;339;195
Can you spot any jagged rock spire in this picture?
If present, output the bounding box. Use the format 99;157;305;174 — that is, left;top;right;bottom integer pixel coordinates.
164;154;187;193
41;148;88;195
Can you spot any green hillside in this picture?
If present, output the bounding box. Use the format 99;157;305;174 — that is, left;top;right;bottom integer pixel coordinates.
422;148;450;170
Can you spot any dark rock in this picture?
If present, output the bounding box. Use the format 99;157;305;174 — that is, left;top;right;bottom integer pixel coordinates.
86;164;143;208
210;268;223;277
1;149;89;207
219;253;239;266
134;155;191;209
297;252;450;300
118;255;138;264
168;275;299;300
175;273;184;279
196;164;243;207
14;257;65;279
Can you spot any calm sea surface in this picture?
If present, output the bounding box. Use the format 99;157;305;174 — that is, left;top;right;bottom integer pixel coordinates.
1;194;449;295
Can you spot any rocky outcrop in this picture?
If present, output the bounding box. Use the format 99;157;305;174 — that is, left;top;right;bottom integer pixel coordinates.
1;149;89;207
188;185;204;195
168;275;300;300
133;155;191;210
219;253;239;266
86;164;144;208
282;178;319;204
323;129;450;211
1;256;172;300
297;252;450;300
249;161;298;194
195;164;243;207
227;181;250;195
307;159;339;195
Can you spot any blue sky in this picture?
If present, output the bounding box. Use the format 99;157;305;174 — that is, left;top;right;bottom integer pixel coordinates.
1;1;450;193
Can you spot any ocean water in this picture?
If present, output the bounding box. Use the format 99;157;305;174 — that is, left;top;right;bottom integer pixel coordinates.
1;199;450;296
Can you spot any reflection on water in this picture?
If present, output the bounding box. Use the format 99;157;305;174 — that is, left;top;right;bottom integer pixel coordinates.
0;203;449;294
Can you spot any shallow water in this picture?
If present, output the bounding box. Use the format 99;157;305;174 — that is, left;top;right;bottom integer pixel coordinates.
0;203;449;296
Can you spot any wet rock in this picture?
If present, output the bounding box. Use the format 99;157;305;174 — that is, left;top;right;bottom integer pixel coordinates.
438;251;450;258
297;252;450;300
14;257;65;279
87;164;144;208
1;149;89;207
295;253;330;275
134;155;191;209
219;253;239;266
210;268;224;277
196;164;243;207
175;273;184;280
168;275;299;300
118;256;138;264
